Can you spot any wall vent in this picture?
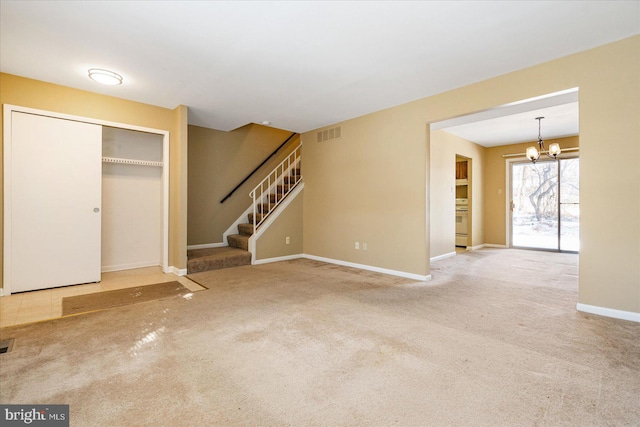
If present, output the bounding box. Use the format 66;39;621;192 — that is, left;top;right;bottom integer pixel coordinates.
316;126;342;143
0;339;15;354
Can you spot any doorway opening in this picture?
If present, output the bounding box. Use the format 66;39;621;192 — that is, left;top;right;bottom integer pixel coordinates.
510;156;579;252
429;88;579;262
455;155;470;248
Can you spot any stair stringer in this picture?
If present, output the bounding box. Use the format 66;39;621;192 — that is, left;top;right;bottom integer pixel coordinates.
222;204;253;246
249;182;304;265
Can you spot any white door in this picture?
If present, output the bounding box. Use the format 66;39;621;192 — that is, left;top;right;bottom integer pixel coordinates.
9;112;102;292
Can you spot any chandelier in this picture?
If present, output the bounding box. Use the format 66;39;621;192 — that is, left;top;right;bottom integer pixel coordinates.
525;117;561;163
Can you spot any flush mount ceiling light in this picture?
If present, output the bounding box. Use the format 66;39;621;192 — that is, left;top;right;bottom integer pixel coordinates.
88;68;123;85
526;117;561;163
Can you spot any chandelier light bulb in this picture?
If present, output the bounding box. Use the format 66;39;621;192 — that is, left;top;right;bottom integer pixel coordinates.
526;146;540;162
548;142;561;157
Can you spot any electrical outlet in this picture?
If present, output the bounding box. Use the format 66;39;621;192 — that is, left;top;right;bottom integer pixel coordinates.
363;243;368;251
355;242;359;250
286;236;290;244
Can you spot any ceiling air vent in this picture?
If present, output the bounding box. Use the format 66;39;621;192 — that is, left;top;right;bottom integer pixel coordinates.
316;126;342;143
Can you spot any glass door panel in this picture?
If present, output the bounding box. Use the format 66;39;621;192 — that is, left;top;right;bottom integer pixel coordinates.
511;157;579;252
560;158;580;251
511;160;559;250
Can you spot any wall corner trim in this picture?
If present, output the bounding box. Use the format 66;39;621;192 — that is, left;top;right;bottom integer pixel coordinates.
167;266;187;276
576;303;640;323
303;254;430;281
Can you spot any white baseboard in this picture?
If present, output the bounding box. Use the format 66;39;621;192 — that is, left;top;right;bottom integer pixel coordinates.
187;242;225;250
576;303;640;323
166;266;187;276
303;254;430;281
468;244;508;250
101;261;160;273
254;254;304;265
430;251;456;262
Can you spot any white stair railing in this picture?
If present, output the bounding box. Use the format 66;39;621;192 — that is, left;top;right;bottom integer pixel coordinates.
249;143;301;230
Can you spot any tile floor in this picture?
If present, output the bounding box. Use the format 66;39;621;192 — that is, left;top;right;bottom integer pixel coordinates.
0;267;204;328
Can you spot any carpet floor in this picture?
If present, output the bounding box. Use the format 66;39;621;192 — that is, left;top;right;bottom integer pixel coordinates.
0;249;638;426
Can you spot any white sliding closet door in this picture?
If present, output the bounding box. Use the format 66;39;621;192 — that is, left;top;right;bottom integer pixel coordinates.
9;112;102;292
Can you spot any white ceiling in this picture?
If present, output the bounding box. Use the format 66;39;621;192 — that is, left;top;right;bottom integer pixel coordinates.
432;89;580;147
440;102;579;147
1;1;639;133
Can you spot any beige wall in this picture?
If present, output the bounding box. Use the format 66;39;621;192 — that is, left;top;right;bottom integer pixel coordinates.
255;189;303;260
483;136;580;246
171;105;189;270
0;73;189;285
430;130;486;258
302;107;429;276
303;35;639;313
101;128;164;270
187;124;298;245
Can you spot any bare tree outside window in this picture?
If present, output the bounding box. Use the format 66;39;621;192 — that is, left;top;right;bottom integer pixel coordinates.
512;158;579;251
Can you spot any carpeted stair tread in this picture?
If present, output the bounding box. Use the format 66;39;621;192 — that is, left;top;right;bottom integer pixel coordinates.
238;223;254;235
268;194;284;203
257;203;274;214
228;234;250;251
275;184;291;193
248;213;264;224
187;246;251;274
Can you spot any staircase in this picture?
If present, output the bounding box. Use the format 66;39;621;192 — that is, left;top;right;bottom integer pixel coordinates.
187;146;301;275
187;246;252;274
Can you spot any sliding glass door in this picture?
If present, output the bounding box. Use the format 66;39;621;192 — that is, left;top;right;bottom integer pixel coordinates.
510;157;579;252
559;158;580;251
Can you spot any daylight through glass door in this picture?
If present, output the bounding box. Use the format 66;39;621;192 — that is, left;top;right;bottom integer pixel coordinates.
510;157;579;252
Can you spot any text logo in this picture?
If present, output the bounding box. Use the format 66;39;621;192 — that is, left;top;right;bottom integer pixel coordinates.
1;405;69;426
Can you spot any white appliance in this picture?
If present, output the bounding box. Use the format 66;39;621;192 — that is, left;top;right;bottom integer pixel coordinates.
456;198;469;247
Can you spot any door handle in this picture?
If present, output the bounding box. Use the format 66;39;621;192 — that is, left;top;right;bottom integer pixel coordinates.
93;207;100;213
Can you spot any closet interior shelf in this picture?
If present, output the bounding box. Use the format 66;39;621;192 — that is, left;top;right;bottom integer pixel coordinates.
102;157;163;167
